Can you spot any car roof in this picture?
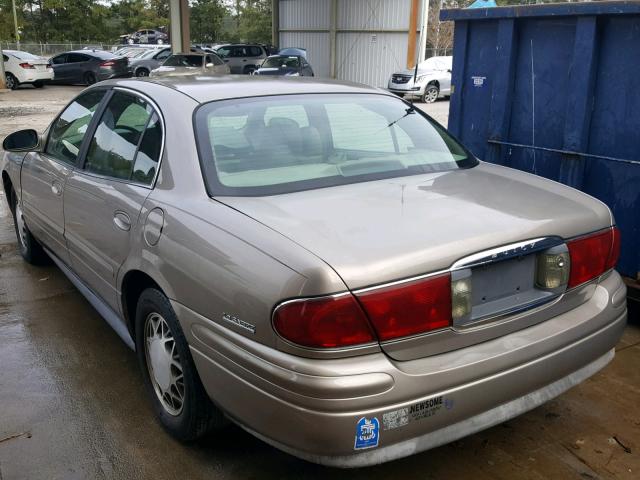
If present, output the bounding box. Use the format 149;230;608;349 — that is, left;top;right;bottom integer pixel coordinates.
61;50;116;59
101;76;389;104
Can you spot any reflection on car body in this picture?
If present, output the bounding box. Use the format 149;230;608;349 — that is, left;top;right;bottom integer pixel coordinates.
1;76;626;468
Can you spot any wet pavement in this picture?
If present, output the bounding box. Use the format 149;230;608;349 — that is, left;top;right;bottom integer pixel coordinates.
1;85;639;480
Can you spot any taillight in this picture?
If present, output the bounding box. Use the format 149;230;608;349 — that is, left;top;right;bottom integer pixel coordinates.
356;273;451;341
19;62;35;69
567;227;620;288
100;60;116;67
273;294;376;348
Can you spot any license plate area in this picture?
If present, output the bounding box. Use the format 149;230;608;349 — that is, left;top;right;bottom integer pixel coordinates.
452;238;567;328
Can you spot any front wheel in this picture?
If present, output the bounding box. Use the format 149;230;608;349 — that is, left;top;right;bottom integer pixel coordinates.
135;288;226;441
10;189;48;264
421;84;439;103
136;68;149;77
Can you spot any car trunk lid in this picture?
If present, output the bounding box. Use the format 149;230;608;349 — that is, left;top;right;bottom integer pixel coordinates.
218;163;612;359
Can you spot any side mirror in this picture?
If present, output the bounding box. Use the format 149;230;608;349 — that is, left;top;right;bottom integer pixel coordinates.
205;63;214;68
2;129;40;152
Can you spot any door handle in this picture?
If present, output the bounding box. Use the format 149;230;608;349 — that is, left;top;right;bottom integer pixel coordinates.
51;181;63;196
113;211;131;231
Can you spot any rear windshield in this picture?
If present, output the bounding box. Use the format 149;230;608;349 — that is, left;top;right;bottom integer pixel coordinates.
164;54;203;67
195;93;476;196
8;50;40;60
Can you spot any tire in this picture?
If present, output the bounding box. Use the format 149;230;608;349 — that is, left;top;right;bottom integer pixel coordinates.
33;80;44;88
84;72;97;86
5;73;19;90
128;38;135;45
243;65;256;75
135;288;226;441
10;189;48;265
421;84;439;104
136;68;149;77
157;39;164;45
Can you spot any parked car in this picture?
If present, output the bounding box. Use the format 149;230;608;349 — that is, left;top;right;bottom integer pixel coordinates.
388;56;452;103
253;55;314;77
2;50;53;90
1;77;626;467
49;50;130;85
212;43;268;74
121;29;168;45
150;52;229;77
129;47;172;77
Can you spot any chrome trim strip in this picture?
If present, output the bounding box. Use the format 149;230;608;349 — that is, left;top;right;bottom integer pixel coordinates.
451;236;564;270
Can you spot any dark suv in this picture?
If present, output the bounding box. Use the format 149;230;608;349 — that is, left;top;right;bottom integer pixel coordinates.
212;44;268;74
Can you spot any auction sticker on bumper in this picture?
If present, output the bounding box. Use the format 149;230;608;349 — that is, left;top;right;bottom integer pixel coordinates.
354;417;380;450
383;396;455;430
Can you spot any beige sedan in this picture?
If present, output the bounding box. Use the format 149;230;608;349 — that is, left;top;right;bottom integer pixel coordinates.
0;76;626;468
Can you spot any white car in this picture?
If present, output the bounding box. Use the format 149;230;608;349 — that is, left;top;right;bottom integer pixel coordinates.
2;50;54;90
388;56;452;103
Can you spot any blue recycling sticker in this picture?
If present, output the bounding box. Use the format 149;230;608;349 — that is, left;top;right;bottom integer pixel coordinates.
354;417;380;450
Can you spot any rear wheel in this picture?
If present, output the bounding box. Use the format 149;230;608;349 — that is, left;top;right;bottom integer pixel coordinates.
10;189;48;264
84;72;97;85
136;68;149;77
157;39;164;45
135;288;226;441
421;84;439;103
5;73;18;90
243;65;256;75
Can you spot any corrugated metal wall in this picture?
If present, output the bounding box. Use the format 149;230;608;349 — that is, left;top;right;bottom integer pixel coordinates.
278;0;422;87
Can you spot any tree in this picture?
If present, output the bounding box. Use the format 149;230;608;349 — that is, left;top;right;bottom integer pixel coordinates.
191;0;227;44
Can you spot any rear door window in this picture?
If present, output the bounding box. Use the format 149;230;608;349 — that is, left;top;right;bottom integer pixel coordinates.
67;53;89;63
84;91;162;185
51;54;67;65
46;90;106;165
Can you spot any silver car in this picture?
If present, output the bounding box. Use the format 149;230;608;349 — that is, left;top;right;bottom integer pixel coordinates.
129;47;172;77
150;52;229;77
1;77;626;467
388;56;452;103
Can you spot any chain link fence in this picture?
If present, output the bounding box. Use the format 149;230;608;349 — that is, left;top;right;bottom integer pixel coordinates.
0;43;120;57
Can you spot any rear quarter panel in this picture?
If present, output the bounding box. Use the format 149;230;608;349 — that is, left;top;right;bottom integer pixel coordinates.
116;80;347;349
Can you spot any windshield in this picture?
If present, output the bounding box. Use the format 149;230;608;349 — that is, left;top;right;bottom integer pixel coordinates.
164;55;203;67
262;56;300;69
195;94;476;196
418;56;452;71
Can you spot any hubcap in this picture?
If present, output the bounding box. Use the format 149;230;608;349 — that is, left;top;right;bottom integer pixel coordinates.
425;88;438;103
15;202;28;249
6;75;15;89
144;313;185;416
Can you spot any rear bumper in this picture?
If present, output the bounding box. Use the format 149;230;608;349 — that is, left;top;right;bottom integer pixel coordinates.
179;271;626;467
16;70;54;83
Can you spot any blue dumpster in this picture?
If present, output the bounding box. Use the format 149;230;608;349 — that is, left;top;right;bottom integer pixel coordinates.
441;1;640;301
